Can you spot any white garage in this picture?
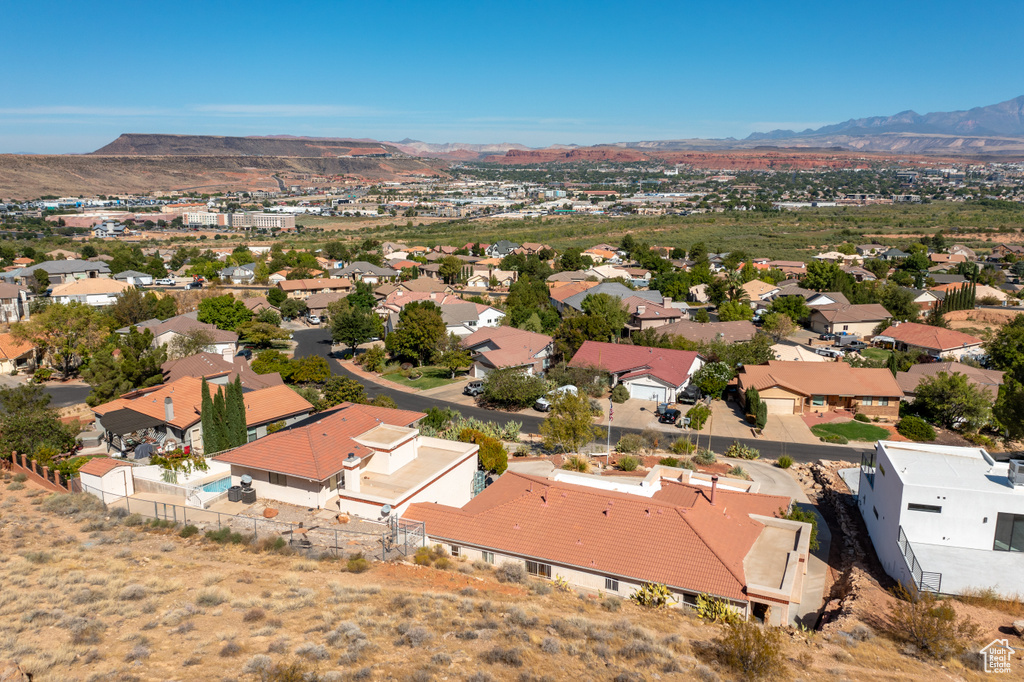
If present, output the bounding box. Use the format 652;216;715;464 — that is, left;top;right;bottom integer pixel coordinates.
79;458;134;501
623;376;676;403
762;398;797;415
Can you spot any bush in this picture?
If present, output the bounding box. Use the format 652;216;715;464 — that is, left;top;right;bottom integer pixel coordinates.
6;481;24;491
887;585;981;660
727;466;748;479
724;440;759;460
776;455;793;469
715;621;786;679
696;593;740;624
361;345;387;373
671;437;695;455
610;384;630;403
897;415;936;441
781;505;820;551
658;457;680;467
854;413;871;423
616;433;644;453
179;524;199;538
495;562;526;584
561;455;590;472
692;449;717;466
616;455;639;472
755;402;767;430
818;433;849;444
482;367;547;409
12;473;27;483
630;582;677;608
962;431;994;448
459;428;508;475
481;646;523;667
687;403;711;430
346;552;370;573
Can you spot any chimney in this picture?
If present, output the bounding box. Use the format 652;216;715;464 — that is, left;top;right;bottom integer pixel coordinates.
663;297;672;306
636;305;646;316
710;475;718;505
164;396;174;422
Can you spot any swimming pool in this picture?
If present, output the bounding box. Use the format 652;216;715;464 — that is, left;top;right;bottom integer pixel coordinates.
201;478;232;493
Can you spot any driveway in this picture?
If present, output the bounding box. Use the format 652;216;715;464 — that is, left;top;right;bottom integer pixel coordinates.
291;328;873;465
710;400;819;445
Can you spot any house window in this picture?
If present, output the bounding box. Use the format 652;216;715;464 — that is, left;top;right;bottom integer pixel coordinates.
269;472;286;486
605;578;619;592
482;551;494;564
247;427;258;443
878;397;889;407
450;545;461;558
526;561;551;579
842;325;849;331
811;396;825;407
907;503;942;513
862;397;873;406
993;513;1024;552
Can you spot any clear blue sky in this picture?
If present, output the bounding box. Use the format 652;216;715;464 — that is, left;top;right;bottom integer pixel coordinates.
3;0;1023;153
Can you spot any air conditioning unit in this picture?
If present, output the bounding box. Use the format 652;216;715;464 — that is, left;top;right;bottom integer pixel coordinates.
1009;460;1024;488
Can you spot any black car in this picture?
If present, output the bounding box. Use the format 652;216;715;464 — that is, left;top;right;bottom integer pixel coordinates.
659;408;681;424
677;385;701;405
818;332;835;341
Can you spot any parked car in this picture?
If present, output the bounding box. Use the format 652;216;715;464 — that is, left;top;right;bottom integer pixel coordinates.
236;349;253;360
155;277;176;286
659;408;681;424
818;333;836;341
844;340;869;352
535;385;578;412
463;380;484;397
677;385;701;405
185;281;203;290
308;315;321;325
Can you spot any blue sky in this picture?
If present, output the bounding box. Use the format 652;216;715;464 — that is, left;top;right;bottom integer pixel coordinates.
3;0;1023;152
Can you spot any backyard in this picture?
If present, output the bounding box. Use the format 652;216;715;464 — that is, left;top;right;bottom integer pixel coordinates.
859;347;891;363
810;420;890;443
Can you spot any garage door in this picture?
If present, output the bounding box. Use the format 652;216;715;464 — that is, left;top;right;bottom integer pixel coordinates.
762;398;796;414
629;384;664;402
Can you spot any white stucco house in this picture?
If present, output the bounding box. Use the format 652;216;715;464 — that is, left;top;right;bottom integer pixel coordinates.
51;278;131;307
440;302;505;337
568;340;704;403
859;441;1024;597
213;403;479;518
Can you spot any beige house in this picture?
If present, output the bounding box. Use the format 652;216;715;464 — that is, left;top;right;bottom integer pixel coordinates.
809;303;891;337
0;333;36;374
51;278;131;307
214;403;478;517
276;277;353;300
876;322;984;361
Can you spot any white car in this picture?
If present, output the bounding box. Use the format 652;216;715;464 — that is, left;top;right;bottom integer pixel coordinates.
535;385;578;412
155;277;176;286
308;315;321;325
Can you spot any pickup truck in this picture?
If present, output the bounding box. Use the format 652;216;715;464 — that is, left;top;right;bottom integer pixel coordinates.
154;277;176;286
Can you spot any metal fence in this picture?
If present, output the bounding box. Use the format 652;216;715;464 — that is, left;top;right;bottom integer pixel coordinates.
80;484;426;561
897;526;942;593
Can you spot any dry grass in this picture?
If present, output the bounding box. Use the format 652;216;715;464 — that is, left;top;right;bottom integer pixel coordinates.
0;484;999;681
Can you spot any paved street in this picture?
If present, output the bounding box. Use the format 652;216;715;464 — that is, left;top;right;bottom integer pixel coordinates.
0;373;92;408
292;329;873;465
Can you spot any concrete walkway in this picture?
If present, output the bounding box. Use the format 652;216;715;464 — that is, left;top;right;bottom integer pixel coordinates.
742;459;808;503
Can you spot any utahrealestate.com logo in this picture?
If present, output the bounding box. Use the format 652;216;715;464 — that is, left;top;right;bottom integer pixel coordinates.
980;639;1016;674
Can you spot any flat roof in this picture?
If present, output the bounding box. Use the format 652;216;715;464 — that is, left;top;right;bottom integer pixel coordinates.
878;441;1018;494
344;437;476;504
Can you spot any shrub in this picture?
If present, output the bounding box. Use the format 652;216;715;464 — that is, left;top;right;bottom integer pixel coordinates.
346;552;370;573
755;402;767;430
616;455;639;472
361;345;387;373
482;367;547;409
696;593;741;624
819;433;849;444
897;415;936;441
961;431;994;448
495;562;526;584
610;384;630;403
630;582;677;608
124;645;151;662
118;584;148;601
481;646;524;667
616;433;644;454
715;621;785;679
195;588;227;606
459;428;508;475
243;607;266;623
692;449;717;466
6;481;24;491
124;513;145;527
888;585;981;660
561;455;590;473
12;473;27;483
854;413;871;423
658;457;680;467
671;437;695;455
219;641;242;657
776;455;793;469
781;505;820;551
725;440;759;460
295;642;330;661
727;466;748;479
687;403;711;430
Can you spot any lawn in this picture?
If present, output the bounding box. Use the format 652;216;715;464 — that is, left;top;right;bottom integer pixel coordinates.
811;421;890;442
860;347;892;363
382;365;461;390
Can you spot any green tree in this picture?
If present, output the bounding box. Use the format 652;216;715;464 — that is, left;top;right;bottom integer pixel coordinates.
539;390;600;453
225;376;247;448
290;355;331;384
11;301;107;377
986;314;1024;376
198;294;253;331
691;362;733;398
761;312;795;342
482;367;547;408
0;384;77;458
252;349;293;379
693;308;711;324
995;377;1024;440
347;281;376;311
768;295;810;323
803;260;842;292
167;328;214;359
200;378;219;455
435;333;472;378
385;301;446;366
31;268;50;294
267;287;287;307
82;328;167;406
332;306;376;350
279;298;307;320
237;321;290;348
320;376;367;408
717;300;754;322
81;244;98;259
438;256;464;285
580;293;628;340
878;283;917;321
914;372;991;432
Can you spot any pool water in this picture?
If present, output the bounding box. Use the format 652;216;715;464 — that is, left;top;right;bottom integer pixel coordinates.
201;478;232;493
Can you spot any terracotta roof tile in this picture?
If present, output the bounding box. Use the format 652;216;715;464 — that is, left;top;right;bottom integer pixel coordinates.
879;322;983;352
737;361;902;398
0;332;34;360
79;457;132;477
569;341;700;387
406;472;790;601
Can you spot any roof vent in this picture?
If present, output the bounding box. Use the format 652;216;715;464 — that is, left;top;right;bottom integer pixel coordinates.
1009;460;1024;487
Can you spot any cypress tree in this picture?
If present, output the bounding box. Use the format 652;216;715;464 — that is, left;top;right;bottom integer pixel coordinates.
200;378;216;455
211;388;228;454
228;376;247;448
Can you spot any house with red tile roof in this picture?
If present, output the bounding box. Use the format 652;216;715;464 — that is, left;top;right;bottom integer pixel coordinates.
568;341;703;403
876;322;984;361
213;403;478;516
92;376;313;456
460;326;554;378
735;360;902;419
406;467;812;624
79;458;135;498
0;332;36;374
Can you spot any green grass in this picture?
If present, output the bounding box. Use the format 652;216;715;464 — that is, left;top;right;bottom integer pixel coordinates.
860;347;892;363
382;366;460;390
811;421;889;442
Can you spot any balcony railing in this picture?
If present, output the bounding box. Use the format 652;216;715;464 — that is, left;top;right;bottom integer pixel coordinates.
897;526;942;593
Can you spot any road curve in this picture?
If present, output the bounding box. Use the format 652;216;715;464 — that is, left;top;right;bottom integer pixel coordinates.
292;329;871;466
